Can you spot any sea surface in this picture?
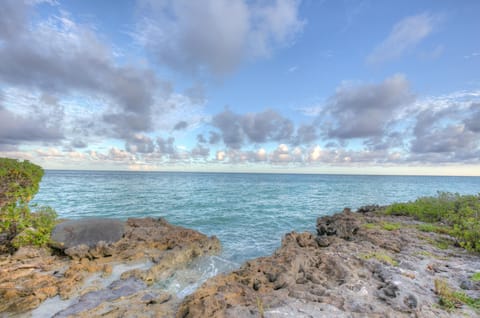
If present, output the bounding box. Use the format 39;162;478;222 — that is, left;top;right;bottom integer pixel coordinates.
33;171;480;265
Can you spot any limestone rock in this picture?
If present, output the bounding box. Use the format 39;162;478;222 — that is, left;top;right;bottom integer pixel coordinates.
178;210;480;318
0;217;220;315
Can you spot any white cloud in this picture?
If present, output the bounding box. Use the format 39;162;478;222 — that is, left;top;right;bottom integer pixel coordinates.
216;150;226;161
135;0;304;75
323;74;414;139
367;13;438;65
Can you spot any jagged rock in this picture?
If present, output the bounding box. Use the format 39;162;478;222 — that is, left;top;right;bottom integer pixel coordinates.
64;244;90;259
178;210;480;318
0;217;220;315
316;208;360;240
4;210;480;317
357;205;381;214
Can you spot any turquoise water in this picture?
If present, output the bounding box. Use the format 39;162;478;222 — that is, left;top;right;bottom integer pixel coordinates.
32;171;480;264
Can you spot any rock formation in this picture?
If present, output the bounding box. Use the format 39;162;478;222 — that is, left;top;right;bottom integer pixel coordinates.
0;217;220;316
2;209;480;317
178;208;480;318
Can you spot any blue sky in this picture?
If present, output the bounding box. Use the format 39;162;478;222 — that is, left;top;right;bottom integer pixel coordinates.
1;0;480;175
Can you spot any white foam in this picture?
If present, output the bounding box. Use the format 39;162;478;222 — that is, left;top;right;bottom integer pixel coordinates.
157;255;239;298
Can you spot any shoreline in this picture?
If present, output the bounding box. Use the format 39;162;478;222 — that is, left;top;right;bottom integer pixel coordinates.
1;206;480;317
180;206;480;317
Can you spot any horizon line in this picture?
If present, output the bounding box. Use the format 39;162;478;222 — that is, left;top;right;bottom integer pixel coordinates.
44;168;480;178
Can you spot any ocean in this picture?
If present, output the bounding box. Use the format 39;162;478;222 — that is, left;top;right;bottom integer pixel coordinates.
32;171;480;266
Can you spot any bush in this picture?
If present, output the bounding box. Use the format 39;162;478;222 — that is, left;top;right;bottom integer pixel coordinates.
435;279;480;311
0;158;44;208
0;158;57;250
386;192;480;252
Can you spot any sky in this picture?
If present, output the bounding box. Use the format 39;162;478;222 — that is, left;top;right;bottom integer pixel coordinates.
1;0;480;175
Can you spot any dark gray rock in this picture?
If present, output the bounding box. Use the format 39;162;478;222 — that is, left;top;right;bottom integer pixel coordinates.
316;208;360;240
51;218;125;249
404;294;417;309
460;279;474;290
356;205;380;213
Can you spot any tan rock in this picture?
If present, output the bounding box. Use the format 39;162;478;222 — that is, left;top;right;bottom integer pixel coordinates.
0;217;220;316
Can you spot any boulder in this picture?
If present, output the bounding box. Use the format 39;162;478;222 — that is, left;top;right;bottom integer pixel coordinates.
316;208;360;240
50;219;125;249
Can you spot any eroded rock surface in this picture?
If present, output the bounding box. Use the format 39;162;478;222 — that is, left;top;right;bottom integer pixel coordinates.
178;208;480;318
0;217;220;317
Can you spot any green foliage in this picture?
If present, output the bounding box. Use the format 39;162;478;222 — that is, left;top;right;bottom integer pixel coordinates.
0;158;57;250
361;251;398;266
362;222;401;231
435;279;480;311
417;223;451;234
362;222;379;230
0;158;44;208
381;222;401;231
386;192;480;252
12;207;58;248
471;272;480;282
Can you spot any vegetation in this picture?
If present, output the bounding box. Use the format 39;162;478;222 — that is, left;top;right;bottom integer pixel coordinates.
416;223;450;234
362;222;380;230
435;279;480;311
0;158;57;251
386;192;480;252
362;221;401;231
381;222;401;231
471;272;480;282
361;251;398;266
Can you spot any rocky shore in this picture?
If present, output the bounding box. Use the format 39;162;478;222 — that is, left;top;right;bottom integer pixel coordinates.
178;207;480;318
0;217;220;317
1;208;480;317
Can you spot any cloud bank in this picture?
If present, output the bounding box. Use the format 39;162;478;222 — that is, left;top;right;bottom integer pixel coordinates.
135;0;304;75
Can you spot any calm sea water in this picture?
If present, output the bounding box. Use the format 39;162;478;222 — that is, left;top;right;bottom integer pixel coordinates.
32;171;480;265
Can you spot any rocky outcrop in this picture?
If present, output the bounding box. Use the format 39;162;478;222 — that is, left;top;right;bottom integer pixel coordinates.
0;217;220;316
3;209;480;317
178;208;480;318
50;218;125;250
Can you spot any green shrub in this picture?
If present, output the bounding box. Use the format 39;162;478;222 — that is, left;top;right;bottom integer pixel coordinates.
362;222;401;231
386;192;480;252
471;272;480;282
435;279;480;311
12;207;58;248
0;158;57;250
417;223;451;235
0;158;44;209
